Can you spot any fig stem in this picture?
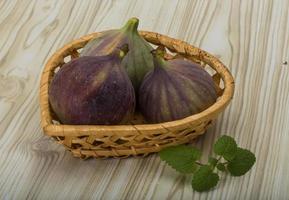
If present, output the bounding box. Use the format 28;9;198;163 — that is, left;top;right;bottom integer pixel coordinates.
118;44;129;59
121;17;139;33
151;45;166;58
151;46;167;69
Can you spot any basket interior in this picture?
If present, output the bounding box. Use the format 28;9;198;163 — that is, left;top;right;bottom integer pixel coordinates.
49;43;225;126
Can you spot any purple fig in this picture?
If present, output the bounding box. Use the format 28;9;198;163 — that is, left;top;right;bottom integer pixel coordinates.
49;48;135;125
138;48;217;123
81;17;153;91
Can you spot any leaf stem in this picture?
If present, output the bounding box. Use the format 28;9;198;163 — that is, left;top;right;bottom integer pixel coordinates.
211;156;222;171
195;161;205;166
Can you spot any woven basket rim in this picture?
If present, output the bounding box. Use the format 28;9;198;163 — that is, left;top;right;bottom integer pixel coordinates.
39;31;235;136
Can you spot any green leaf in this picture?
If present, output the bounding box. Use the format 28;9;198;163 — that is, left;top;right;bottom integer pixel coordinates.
208;157;218;167
191;165;219;192
214;135;238;161
227;148;256;176
159;145;201;173
216;163;226;171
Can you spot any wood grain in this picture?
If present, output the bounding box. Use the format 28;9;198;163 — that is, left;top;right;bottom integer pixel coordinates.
0;0;288;199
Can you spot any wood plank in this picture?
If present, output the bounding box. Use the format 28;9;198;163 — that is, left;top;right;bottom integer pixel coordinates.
0;0;288;199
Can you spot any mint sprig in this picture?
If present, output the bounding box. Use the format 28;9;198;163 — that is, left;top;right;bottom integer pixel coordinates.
191;165;219;192
159;135;256;192
159;145;201;173
227;148;256;176
214;135;238;161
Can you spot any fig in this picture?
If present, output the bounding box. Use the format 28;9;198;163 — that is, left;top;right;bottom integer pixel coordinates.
81;17;153;91
138;48;217;123
48;48;135;125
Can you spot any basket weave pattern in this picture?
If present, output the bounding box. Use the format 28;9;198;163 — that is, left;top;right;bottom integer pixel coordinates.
39;31;234;158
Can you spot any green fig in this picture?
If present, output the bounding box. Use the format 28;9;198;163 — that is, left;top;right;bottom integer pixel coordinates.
138;47;217;123
81;17;153;91
49;48;135;125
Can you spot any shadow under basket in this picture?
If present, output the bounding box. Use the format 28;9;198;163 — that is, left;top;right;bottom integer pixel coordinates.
39;31;235;159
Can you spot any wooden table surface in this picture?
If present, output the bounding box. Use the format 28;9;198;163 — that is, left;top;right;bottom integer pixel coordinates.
0;0;289;199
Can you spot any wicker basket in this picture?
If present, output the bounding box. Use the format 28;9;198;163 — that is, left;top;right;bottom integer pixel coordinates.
39;31;235;159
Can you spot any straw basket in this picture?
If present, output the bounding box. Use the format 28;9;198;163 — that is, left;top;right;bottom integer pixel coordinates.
39;31;235;159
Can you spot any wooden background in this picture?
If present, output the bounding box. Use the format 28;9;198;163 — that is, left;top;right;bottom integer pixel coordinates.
0;0;288;199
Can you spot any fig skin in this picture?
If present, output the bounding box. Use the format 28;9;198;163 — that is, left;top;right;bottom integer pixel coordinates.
80;17;153;91
48;51;135;125
138;49;217;123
